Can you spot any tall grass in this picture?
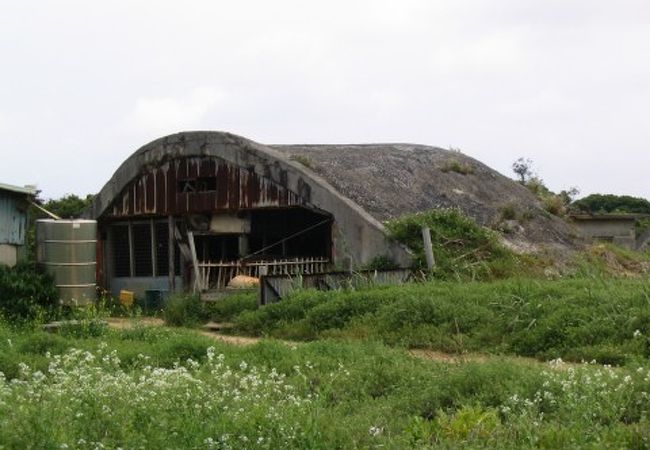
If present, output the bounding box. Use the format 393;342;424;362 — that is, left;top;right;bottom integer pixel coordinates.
385;208;520;280
0;324;648;449
233;277;650;364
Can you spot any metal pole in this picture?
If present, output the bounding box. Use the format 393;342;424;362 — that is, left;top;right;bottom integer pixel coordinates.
421;227;435;271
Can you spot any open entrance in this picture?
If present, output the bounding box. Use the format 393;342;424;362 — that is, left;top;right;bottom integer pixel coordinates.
105;207;333;294
195;207;332;290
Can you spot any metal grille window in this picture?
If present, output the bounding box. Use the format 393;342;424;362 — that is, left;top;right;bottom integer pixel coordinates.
132;223;153;276
112;220;179;278
112;225;131;277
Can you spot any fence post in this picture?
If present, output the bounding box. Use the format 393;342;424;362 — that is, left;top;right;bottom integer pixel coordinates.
421;227;436;272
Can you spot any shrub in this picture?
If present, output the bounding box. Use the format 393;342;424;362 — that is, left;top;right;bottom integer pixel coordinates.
0;263;59;322
289;154;314;169
163;294;205;327
542;194;566;216
385;208;516;280
203;292;258;322
441;159;474;175
499;203;518;221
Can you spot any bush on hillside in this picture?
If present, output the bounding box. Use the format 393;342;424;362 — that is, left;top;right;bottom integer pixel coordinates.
385;208;516;280
0;263;59;322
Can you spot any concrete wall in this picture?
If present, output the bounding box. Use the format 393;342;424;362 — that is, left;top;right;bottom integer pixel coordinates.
637;229;650;251
572;218;636;250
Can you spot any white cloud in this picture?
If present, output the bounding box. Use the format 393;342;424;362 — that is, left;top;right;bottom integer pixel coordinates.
123;86;225;136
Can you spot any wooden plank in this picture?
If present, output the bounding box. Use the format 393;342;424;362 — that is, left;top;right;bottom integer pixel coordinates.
187;230;202;293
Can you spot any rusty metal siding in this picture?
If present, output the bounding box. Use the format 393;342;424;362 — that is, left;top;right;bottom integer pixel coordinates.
104;156;305;218
0;192;28;245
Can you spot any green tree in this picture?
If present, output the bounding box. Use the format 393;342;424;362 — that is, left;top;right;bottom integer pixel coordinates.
512;157;534;184
42;194;95;218
571;194;650;215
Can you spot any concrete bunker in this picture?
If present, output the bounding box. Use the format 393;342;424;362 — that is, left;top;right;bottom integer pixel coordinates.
88;131;411;298
569;213;650;251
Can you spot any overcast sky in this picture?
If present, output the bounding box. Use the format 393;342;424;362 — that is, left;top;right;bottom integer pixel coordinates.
0;0;648;201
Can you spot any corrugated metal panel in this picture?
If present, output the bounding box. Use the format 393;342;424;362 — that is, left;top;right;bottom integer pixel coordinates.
0;193;28;245
106;156;305;218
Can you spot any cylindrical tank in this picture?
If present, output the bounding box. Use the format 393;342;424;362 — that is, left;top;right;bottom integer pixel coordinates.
36;219;97;306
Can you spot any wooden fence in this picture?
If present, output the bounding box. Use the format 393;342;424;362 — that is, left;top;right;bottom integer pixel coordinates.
197;257;330;290
259;269;414;305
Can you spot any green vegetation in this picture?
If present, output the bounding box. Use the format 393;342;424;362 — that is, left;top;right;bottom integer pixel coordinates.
233;277;650;365
511;157;579;217
41;193;95;219
0;263;59;322
203;291;259;322
289;154;314;169
385;208;518;280
0;323;649;449
572;193;650;215
364;254;401;270
441;158;474;175
5;195;650;447
163;293;205;327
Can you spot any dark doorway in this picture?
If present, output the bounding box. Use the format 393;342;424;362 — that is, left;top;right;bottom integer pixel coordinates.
248;207;332;260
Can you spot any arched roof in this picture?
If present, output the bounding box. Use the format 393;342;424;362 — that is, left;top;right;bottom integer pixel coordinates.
88;131;414;265
90;130;576;254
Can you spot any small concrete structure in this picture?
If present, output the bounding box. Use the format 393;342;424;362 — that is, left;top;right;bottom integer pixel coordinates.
570;214;647;250
0;182;36;266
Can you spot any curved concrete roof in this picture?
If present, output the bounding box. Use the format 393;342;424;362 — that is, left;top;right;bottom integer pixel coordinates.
91;130;576;256
89;131;414;266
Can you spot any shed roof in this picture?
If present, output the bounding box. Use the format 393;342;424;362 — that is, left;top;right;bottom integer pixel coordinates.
0;182;36;196
570;213;648;221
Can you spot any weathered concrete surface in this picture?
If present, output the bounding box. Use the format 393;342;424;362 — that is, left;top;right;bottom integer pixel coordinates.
274;143;578;250
88;131;413;268
637;229;650;251
571;215;637;250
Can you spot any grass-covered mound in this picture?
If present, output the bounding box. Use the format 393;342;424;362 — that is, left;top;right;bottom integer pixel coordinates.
233;277;650;365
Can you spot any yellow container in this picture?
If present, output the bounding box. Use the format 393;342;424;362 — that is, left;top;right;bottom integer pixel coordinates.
119;290;135;307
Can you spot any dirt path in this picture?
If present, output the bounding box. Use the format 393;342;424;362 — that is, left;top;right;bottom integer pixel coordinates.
106;317;270;347
105;317;574;368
